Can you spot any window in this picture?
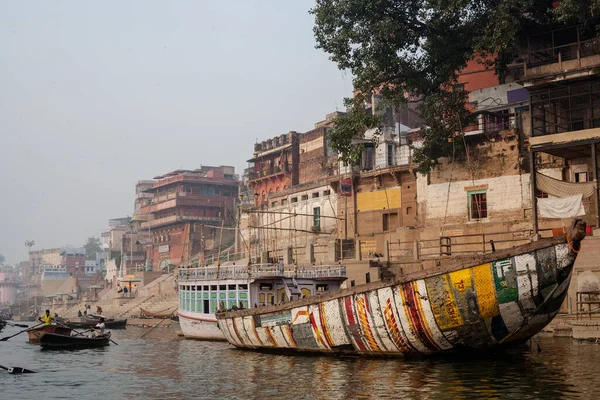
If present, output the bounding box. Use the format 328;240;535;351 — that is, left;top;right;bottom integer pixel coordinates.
271;201;277;207
323;190;331;196
291;197;298;203
482;110;510;134
312;192;319;198
316;284;329;292
468;190;488;220
185;186;192;193
387;144;394;166
383;212;398;231
575;172;588;182
301;194;308;201
361;145;374;170
313;207;321;229
281;199;288;206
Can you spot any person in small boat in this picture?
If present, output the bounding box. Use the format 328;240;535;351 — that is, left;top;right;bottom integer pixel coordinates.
77;310;82;317
94;317;106;337
38;310;54;325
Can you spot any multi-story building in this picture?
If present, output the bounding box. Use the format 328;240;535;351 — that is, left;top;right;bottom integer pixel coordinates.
141;166;238;270
240;113;340;265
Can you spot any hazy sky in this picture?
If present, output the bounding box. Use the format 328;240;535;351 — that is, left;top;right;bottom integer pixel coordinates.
0;1;352;264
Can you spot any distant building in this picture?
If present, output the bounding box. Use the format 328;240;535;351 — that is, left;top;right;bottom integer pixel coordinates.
140;166;239;270
0;267;18;306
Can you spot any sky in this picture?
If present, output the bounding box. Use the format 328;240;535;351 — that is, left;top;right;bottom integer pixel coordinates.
0;1;352;265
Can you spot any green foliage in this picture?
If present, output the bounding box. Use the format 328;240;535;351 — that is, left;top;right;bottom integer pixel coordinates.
413;89;475;174
83;237;103;260
311;0;599;173
328;95;380;165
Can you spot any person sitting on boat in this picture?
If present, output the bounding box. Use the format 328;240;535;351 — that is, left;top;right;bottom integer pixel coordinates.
77;310;82;317
38;310;54;325
94;317;106;337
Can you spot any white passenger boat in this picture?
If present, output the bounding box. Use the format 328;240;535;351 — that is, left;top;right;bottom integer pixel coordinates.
177;263;346;340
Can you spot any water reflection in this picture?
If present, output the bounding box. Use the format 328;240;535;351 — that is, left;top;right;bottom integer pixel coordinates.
1;325;600;400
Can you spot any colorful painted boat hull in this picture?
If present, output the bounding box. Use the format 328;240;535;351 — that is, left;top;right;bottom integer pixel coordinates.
178;310;226;341
217;239;577;356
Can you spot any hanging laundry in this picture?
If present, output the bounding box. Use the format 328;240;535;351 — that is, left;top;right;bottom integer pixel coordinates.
538;194;586;218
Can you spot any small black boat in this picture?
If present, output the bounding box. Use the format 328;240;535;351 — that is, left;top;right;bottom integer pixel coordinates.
39;332;111;349
59;316;127;330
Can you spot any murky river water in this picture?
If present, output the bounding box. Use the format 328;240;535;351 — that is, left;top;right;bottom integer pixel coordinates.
1;324;600;399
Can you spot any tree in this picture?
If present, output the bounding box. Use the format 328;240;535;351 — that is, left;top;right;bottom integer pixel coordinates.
83;237;103;260
311;0;599;172
0;254;5;265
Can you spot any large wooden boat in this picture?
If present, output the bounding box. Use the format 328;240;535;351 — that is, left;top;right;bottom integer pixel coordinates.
215;222;586;357
39;332;111;350
27;325;72;344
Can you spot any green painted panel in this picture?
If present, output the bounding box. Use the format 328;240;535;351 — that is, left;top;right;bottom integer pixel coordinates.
492;258;518;304
239;293;247;300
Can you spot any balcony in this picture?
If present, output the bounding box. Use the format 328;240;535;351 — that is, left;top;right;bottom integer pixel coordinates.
178;263;346;282
519;26;600;86
248;164;292;182
141;215;222;229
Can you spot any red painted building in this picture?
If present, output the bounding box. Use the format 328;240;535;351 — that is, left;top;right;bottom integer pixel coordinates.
248;132;300;205
141;166;238;269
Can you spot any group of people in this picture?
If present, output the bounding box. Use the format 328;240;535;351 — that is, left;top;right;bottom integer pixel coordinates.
38;309;106;337
117;284;136;294
76;304;102;318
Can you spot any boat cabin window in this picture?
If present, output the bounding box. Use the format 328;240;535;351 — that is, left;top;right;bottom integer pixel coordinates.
210;285;217;291
203;285;209;291
316;284;329;292
219;285;226;291
228;285;236;290
239;284;248;290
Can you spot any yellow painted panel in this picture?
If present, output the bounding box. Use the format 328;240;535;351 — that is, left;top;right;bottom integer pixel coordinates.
430;275;463;330
472;264;500;318
449;269;473;294
357;188;401;211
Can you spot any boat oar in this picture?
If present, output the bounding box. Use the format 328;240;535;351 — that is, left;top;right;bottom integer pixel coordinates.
0;322;45;341
6;321;29;329
139;311;175;339
0;365;35;374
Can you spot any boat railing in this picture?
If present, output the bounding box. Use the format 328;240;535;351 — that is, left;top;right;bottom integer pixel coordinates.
178;264;346;281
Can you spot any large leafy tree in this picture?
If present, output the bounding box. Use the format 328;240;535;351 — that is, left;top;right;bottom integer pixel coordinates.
311;0;599;173
83;237;103;260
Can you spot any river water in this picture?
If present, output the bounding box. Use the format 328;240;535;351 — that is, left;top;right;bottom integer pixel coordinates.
1;324;599;399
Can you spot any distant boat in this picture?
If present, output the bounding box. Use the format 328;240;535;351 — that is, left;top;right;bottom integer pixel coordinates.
59;315;127;330
140;308;176;319
39;332;111;350
215;221;586;357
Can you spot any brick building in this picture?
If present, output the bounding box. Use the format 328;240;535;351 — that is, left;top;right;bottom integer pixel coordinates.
141;166;238;270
